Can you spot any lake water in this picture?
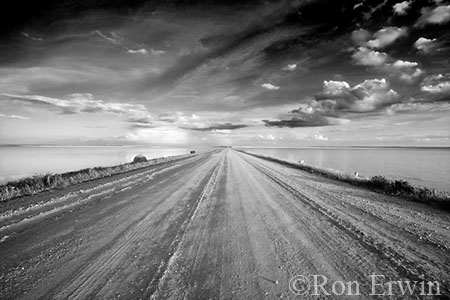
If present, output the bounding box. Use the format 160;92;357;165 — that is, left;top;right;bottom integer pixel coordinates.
0;146;193;184
1;146;449;193
246;147;450;193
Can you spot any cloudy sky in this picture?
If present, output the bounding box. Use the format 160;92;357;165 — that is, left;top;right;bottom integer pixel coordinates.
0;0;449;146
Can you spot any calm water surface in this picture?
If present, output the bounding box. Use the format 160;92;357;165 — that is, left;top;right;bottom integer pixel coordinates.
246;147;450;193
1;146;449;193
0;146;193;184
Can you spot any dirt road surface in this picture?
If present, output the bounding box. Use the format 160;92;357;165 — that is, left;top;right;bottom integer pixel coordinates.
1;149;449;299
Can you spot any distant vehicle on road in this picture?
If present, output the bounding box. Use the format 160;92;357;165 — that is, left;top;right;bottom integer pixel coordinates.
190;150;196;154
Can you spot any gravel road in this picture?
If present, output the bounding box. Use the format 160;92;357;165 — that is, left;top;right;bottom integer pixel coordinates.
1;149;449;299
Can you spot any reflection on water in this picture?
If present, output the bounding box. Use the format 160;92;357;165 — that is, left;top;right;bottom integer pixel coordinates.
0;146;192;183
247;147;450;193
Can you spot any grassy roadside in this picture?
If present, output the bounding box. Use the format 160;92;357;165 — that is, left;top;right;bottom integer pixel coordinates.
238;150;450;212
0;154;193;202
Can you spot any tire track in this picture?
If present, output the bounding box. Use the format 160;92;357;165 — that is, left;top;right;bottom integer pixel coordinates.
145;152;225;299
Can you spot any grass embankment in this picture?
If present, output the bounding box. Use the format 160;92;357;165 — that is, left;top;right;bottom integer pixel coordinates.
239;150;450;212
0;154;192;202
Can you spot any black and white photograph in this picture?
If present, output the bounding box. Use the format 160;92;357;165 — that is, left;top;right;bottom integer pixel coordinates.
0;0;449;298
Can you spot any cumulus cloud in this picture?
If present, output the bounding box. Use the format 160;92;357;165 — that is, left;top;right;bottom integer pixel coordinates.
315;79;401;113
348;79;401;112
350;28;407;70
0;113;30;120
366;27;407;49
352;45;423;83
390;60;424;83
416;5;450;27
257;134;275;140
282;64;297;71
352;47;388;66
322;80;351;96
414;37;437;53
314;134;328;141
421;74;450;94
398;68;424;83
393;1;411;15
1;93;151;118
392;60;418;68
261;83;280;90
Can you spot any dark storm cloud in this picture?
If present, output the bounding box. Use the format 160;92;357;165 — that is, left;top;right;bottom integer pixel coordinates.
182;123;248;131
130;123;156;129
126;116;153;124
263;116;332;128
157;113;177;123
262;103;337;128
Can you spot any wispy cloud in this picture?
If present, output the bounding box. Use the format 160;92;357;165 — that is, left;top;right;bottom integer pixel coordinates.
21;32;43;41
1;93;152;119
127;49;148;54
94;30;165;56
127;48;166;55
0;113;30;120
93;30;121;45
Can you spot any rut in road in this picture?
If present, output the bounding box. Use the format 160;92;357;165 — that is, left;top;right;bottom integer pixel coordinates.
148;153;225;299
242;154;437;283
